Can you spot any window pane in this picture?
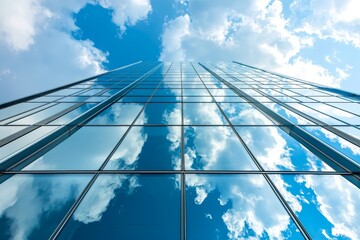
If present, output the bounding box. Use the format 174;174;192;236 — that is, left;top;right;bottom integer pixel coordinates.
58;174;180;240
219;102;274;125
135;103;181;125
186;174;303;239
271;174;360;240
25;126;127;170
184;126;257;170
0;126;58;164
0;174;91;240
184;103;227;125
236;126;335;171
105;126;181;170
87;103;144;125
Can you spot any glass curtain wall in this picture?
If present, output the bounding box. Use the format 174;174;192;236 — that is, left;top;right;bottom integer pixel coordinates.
0;61;359;240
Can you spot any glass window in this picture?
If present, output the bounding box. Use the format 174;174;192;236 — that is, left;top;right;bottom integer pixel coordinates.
287;103;346;125
58;174;180;240
263;103;314;125
270;174;360;240
49;103;96;125
0;126;58;164
135;103;181;125
0;126;27;140
302;102;360;125
24;126;127;170
302;126;360;164
0;103;44;121
186;174;303;239
0;174;91;240
105;126;181;170
184;126;257;170
10;103;75;125
87;103;144;125
236;126;335;171
219;102;274;125
184;103;227;125
183;88;210;96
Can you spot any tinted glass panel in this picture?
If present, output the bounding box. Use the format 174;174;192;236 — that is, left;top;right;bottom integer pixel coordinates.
186;174;303;239
87;103;144;125
184;126;256;170
271;174;360;240
0;174;91;240
105;126;181;170
25;126;127;170
58;174;180;240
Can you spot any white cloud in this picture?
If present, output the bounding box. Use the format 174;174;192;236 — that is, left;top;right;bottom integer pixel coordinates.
160;0;351;88
97;0;152;32
0;0;152;103
291;0;360;47
0;0;53;51
160;14;190;61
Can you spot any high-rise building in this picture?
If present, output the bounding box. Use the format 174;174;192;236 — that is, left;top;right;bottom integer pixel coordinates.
0;61;359;240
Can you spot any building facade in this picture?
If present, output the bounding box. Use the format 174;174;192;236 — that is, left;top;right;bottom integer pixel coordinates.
0;61;359;240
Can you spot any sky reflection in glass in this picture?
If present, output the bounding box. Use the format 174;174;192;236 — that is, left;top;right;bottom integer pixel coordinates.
58;174;180;240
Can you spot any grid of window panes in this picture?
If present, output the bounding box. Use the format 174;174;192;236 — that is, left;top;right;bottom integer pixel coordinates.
0;61;359;240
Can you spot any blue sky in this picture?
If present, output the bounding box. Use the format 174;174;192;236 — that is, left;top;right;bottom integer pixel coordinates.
1;0;360;103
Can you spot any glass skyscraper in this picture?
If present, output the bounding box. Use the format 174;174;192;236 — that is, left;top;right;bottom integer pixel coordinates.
0;61;359;240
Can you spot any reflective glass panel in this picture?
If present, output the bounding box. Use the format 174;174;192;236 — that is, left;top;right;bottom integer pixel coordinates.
219;102;274;125
87;103;144;125
0;126;58;164
184;126;256;170
135;103;181;125
25;126;127;170
184;103;227;125
236;126;335;171
186;174;303;239
271;174;360;240
105;126;181;170
302;126;360;164
58;174;180;240
0;174;91;240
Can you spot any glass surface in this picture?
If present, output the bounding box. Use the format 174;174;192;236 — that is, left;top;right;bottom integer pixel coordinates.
29;96;62;102
87;103;144;125
58;174;180;240
184;103;227;125
0;126;27;140
302;102;360;125
287;103;346;125
183;88;210;96
186;174;303;239
236;126;335;171
105;126;181;170
0;174;91;240
263;103;315;125
302;126;360;164
271;174;360;240
135;103;181;125
219;102;274;125
10;103;75;125
184;126;257;170
49;103;96;125
333;126;360;141
0;103;44;121
0;126;58;164
25;126;127;170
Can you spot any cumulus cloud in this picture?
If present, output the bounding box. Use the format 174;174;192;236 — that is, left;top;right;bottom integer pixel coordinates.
160;0;352;87
0;0;152;103
291;0;360;48
97;0;152;32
